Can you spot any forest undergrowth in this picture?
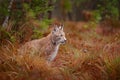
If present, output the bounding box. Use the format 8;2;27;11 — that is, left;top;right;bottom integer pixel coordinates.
0;21;120;80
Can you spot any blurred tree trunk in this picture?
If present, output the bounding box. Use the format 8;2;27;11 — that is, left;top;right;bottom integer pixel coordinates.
48;0;53;19
74;0;98;21
52;0;62;20
119;0;120;19
52;0;98;21
2;0;14;27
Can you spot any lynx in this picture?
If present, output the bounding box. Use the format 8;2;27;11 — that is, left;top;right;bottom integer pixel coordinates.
18;25;66;61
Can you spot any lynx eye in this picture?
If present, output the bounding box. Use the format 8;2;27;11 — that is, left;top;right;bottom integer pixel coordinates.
60;34;63;36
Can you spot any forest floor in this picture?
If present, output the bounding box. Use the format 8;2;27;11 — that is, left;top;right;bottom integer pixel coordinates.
0;21;120;80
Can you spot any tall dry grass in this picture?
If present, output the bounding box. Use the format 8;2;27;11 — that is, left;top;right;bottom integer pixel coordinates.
0;21;120;80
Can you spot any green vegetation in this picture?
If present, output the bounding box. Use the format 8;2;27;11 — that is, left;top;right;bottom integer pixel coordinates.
0;0;55;43
0;0;120;80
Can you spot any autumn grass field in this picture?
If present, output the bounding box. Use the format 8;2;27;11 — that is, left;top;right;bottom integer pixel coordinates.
0;21;120;80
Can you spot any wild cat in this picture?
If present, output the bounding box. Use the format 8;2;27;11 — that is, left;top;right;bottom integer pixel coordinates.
18;25;66;61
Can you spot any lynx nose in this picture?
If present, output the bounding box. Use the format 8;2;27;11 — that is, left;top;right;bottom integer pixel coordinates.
64;39;67;42
64;38;67;43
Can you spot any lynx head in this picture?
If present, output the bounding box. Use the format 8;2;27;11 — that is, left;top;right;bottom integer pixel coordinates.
51;24;66;45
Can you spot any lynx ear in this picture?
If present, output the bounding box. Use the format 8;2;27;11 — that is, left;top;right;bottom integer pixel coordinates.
52;25;59;32
59;24;64;30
